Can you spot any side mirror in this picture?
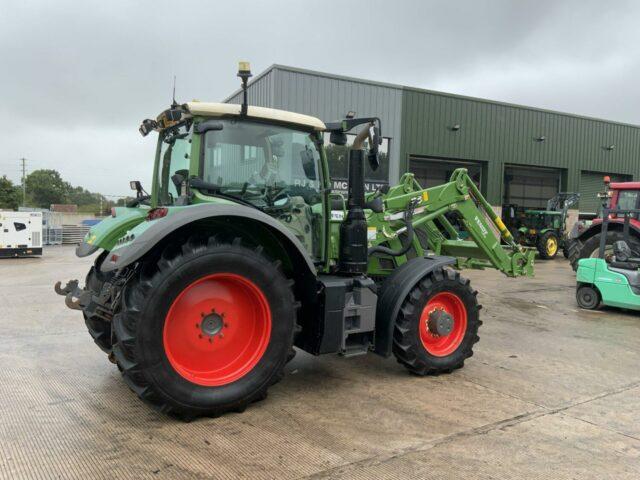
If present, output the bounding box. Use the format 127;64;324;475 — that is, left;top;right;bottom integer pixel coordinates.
171;169;189;194
300;148;317;180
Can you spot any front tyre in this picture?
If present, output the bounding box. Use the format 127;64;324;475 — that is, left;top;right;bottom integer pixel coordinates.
393;267;481;375
537;231;559;259
576;284;600;310
112;237;296;419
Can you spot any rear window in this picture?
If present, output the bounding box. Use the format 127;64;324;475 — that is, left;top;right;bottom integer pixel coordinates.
617;190;638;209
617;190;639;218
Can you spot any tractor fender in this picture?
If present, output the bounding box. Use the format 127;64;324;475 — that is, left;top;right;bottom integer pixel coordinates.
100;203;317;275
373;255;457;357
573;219;640;241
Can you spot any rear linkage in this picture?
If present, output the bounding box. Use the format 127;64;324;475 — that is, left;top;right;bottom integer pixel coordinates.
55;266;137;322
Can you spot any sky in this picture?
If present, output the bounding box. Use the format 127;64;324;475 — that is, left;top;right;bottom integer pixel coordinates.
1;0;639;197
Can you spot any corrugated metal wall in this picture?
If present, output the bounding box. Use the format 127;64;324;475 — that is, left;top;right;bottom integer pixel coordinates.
400;88;640;205
225;66;404;182
225;65;640;207
225;69;275;108
579;171;632;213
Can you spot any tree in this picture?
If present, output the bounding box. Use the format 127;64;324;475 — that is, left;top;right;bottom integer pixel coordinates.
68;185;104;207
0;175;21;210
24;169;69;208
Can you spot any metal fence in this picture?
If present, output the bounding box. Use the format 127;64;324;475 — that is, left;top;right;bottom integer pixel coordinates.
18;207;87;245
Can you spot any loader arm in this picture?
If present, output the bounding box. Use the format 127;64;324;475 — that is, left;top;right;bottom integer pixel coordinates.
370;168;535;277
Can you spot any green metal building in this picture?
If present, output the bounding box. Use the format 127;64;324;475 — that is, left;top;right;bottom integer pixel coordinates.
225;65;640;213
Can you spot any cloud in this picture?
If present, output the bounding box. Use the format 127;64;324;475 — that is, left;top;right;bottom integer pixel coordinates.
1;0;639;195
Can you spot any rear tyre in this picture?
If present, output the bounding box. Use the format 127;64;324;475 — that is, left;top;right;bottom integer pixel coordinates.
111;236;296;419
576;284;600;310
537;231;559;259
392;267;481;375
84;251;115;353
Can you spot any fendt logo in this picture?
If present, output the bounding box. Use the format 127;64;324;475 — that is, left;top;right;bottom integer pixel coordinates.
474;216;488;237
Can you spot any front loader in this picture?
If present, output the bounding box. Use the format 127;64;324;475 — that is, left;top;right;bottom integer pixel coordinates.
56;63;534;419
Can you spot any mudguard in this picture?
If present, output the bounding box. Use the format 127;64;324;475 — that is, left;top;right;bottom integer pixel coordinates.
101;203;317;275
75;206;148;257
373;255;457;357
573;218;640;241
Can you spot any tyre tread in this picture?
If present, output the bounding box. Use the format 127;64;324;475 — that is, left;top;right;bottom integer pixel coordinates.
111;235;297;419
392;267;481;376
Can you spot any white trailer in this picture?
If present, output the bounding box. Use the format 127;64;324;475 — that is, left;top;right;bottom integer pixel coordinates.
0;211;43;257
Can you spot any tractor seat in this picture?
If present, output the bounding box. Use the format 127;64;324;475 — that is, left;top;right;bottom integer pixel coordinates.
607;241;640;294
609;241;640;270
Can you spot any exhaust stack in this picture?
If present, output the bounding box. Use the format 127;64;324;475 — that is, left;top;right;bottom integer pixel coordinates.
338;125;372;275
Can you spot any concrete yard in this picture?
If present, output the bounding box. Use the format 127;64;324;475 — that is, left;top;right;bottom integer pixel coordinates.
1;245;640;479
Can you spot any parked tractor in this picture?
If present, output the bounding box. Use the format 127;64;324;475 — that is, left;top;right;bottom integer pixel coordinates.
55;63;534;419
510;193;579;259
568;176;640;270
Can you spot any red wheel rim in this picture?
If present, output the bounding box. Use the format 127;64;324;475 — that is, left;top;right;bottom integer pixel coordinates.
163;273;271;386
419;292;467;357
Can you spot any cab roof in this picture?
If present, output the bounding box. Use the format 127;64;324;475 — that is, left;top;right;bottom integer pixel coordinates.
183;102;326;131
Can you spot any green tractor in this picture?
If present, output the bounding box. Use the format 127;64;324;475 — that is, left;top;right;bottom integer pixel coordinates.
511;193;580;259
55;63;534;419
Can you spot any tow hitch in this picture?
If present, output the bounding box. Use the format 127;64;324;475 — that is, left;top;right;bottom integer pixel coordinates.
54;279;90;311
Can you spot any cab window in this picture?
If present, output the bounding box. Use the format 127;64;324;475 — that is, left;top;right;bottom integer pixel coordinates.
199;119;324;259
617;190;639;218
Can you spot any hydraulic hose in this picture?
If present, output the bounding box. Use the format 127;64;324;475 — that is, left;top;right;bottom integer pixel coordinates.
368;198;420;257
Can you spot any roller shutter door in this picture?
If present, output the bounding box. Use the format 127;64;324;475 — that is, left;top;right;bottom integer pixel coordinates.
409;157;482;190
503;166;560;210
579;171;632;213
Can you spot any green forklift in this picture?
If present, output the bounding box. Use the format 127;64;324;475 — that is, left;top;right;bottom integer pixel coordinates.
512;192;580;259
576;208;640;311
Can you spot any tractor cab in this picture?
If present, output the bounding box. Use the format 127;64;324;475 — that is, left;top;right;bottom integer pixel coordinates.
144;102;329;260
520;209;563;233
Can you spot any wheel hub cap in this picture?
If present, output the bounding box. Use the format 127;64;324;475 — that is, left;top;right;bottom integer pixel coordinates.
427;309;454;336
200;311;224;337
419;291;468;357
